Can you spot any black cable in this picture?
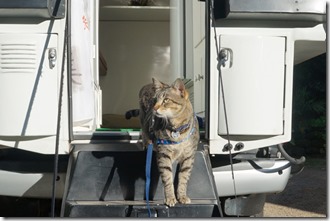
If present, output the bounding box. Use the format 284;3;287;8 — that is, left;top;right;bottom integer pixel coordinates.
209;0;239;216
66;0;73;144
50;12;68;218
277;143;306;165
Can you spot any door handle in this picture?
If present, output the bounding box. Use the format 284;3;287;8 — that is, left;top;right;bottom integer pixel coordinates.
218;48;232;69
48;48;57;69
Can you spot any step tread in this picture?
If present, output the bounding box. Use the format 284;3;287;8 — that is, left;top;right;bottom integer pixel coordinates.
66;199;218;206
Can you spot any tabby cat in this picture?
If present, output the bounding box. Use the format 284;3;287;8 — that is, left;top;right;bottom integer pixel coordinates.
138;78;199;207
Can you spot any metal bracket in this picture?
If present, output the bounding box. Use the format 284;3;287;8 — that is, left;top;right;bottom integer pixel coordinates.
48;0;66;18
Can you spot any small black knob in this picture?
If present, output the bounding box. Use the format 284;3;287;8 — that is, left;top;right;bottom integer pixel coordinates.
223;143;233;152
234;142;244;151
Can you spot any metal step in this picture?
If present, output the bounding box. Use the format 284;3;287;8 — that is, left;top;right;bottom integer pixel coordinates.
61;143;222;217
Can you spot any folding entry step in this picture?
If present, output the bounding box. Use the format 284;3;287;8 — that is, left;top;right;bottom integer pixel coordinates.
61;143;222;217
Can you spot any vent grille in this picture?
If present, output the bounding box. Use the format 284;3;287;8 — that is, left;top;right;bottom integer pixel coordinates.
0;43;37;74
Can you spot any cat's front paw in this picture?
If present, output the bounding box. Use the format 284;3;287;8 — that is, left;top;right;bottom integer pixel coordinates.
164;197;177;207
178;195;191;204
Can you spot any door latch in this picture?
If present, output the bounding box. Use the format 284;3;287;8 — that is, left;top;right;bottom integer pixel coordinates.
195;74;204;82
48;48;57;69
218;48;232;69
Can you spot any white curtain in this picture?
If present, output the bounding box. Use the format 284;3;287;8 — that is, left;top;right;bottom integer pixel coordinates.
71;0;95;127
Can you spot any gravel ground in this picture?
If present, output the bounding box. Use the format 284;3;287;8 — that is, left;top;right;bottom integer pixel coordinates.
264;158;327;218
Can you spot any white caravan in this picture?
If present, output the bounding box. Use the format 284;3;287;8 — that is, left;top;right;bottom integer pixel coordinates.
0;0;326;217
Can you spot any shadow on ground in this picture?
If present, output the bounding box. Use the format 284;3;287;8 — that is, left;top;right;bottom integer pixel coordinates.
0;197;61;217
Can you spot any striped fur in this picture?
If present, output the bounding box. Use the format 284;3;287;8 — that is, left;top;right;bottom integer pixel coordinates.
139;78;199;207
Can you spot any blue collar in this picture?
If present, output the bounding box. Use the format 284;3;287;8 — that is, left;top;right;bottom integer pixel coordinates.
167;121;191;139
156;116;196;145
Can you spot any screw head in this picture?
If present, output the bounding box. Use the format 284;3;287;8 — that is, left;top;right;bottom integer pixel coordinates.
234;142;244;151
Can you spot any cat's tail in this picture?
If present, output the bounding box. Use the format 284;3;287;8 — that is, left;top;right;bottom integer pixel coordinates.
125;109;140;119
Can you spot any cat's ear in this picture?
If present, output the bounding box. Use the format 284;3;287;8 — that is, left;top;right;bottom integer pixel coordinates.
152;78;167;90
173;78;189;100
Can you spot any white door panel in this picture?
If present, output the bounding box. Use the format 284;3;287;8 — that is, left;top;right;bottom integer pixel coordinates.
0;34;58;136
218;35;285;135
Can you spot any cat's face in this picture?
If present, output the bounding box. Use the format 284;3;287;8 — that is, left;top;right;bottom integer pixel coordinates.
152;78;189;119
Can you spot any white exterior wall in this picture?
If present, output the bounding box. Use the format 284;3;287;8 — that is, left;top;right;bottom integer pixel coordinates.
208;24;326;154
0;19;69;154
